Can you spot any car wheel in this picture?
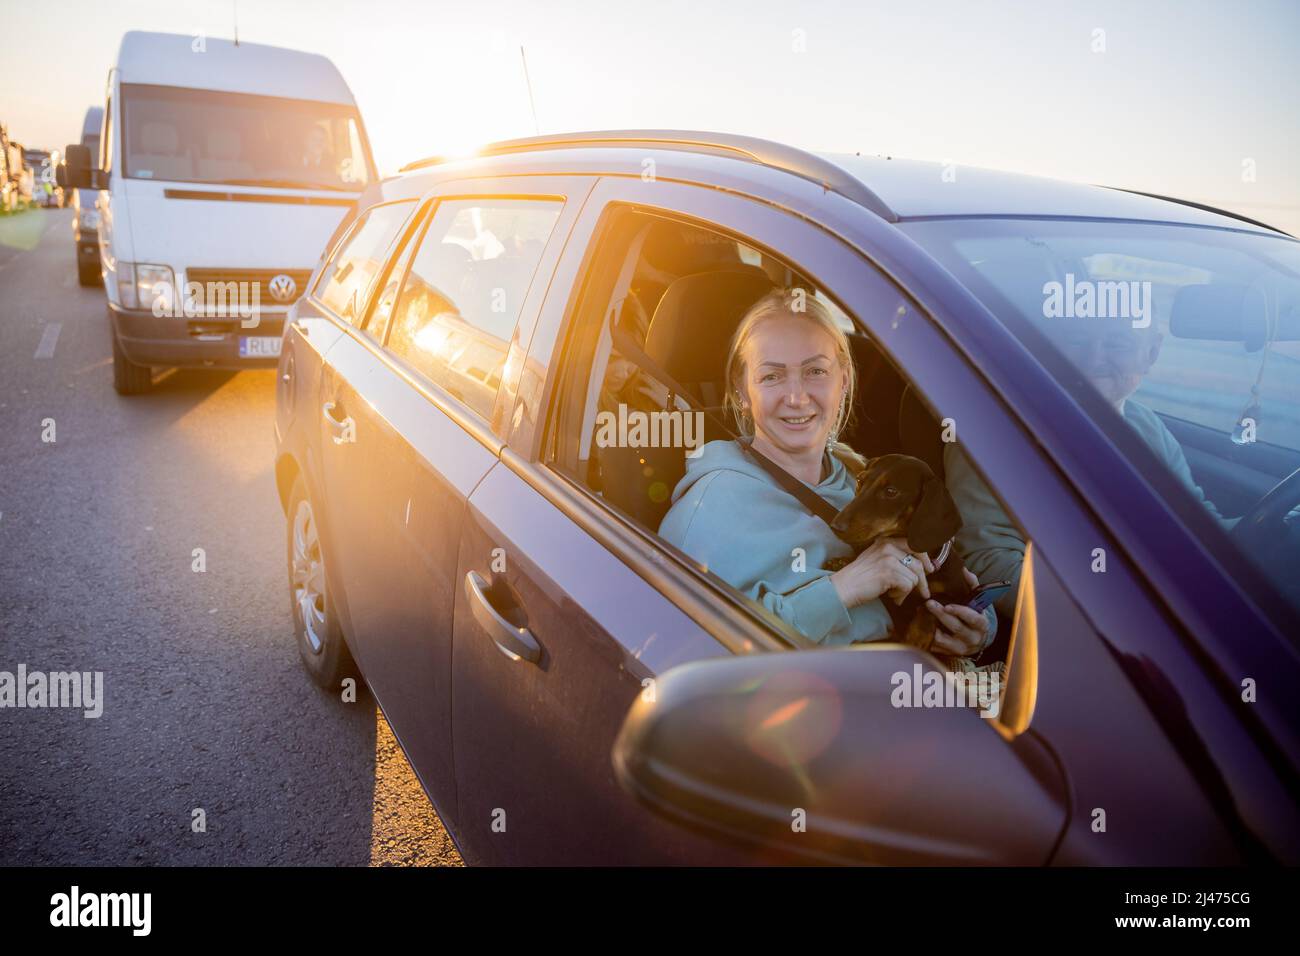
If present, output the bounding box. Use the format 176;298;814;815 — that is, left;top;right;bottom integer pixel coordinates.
286;473;358;692
77;258;100;286
110;328;152;395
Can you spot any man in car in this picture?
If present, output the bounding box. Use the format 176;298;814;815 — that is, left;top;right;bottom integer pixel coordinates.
946;311;1235;620
300;125;335;177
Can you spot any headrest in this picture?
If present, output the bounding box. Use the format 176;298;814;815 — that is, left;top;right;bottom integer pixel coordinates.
643;268;775;386
640;219;745;276
141;122;178;155
207;127;241;161
898;384;945;477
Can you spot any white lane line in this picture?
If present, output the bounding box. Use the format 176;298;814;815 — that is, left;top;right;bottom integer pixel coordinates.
35;323;63;360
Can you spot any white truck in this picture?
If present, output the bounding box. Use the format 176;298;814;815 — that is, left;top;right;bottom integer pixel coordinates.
61;31;377;394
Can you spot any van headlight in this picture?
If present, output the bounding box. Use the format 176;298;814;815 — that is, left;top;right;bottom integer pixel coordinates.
134;264;176;314
80;209;100;229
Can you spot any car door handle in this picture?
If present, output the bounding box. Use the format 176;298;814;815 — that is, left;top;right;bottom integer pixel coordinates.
464;571;540;664
322;401;354;444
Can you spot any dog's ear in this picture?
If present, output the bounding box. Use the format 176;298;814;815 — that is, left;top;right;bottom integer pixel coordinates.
907;477;961;553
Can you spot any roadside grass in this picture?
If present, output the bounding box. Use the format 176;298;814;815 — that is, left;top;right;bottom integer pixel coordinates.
0;206;47;251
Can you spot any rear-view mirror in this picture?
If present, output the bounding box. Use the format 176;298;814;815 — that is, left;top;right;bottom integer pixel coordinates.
1171;282;1300;348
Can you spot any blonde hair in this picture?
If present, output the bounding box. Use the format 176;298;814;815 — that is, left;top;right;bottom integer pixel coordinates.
724;287;857;446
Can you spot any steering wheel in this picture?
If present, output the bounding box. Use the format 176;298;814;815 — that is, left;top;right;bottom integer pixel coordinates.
1230;465;1300;555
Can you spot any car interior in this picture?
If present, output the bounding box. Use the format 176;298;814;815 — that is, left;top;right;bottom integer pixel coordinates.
550;208;1026;652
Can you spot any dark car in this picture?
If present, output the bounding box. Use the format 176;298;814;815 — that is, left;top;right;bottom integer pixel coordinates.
273;131;1300;866
71;106;103;285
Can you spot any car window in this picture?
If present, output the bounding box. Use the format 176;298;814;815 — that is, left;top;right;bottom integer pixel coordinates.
544;205;1035;660
385;197;561;422
314;200;415;325
361;202;430;344
903;217;1300;625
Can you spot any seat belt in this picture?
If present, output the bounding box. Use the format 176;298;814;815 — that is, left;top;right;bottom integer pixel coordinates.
609;322;843;527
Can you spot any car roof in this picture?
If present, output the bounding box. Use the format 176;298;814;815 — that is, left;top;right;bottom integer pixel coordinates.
818;153;1283;233
386;130;1288;238
115;31;357;105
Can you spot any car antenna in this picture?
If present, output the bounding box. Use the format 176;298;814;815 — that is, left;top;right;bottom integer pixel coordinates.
233;0;240;46
520;46;539;135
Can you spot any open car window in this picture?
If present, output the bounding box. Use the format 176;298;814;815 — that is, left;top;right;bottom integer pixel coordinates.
544;204;1037;666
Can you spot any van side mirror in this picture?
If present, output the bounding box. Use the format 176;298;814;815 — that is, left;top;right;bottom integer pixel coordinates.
612;644;1066;864
62;144;98;190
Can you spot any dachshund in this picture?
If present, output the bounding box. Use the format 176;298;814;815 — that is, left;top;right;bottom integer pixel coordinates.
824;452;974;655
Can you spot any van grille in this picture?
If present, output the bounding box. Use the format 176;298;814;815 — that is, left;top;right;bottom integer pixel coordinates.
184;268;312;306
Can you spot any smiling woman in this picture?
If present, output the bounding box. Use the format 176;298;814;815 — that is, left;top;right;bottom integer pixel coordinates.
659;286;994;651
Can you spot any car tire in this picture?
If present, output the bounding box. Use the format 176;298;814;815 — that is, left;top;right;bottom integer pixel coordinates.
77;258;100;287
286;473;359;693
110;329;152;395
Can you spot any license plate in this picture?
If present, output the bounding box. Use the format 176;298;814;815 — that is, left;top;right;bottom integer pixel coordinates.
239;336;282;358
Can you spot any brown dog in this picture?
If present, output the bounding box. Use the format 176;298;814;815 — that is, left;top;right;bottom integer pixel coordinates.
825;453;972;653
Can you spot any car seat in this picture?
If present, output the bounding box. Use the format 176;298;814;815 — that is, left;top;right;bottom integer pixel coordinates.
131;122;193;181
898;383;947;478
198;128;253;181
596;268;775;532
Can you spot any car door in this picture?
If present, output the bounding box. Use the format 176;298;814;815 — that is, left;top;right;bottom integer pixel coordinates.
315;178;594;827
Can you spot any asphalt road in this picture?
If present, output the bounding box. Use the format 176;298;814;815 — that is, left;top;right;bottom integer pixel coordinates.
0;208;461;866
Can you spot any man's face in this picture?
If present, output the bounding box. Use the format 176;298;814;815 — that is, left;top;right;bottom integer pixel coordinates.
1044;318;1163;405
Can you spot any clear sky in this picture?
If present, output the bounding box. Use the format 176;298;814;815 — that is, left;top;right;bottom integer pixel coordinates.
3;0;1297;233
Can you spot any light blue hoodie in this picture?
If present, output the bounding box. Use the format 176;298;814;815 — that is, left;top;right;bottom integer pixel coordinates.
658;439;893;645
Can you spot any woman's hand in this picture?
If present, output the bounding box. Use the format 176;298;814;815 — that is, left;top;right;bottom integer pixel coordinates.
925;568;993;657
830;537;934;609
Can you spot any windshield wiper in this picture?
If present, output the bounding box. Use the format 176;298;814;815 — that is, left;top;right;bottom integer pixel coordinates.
209;178;358;192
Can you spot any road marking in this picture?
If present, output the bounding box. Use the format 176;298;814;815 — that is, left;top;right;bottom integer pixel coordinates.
35;323;62;359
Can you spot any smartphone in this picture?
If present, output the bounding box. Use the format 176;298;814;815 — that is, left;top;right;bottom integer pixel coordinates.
966;581;1013;613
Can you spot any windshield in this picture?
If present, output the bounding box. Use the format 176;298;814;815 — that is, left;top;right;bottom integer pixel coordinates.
903;217;1300;624
121;82;372;189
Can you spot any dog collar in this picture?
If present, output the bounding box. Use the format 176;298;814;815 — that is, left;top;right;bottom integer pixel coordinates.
933;538;953;571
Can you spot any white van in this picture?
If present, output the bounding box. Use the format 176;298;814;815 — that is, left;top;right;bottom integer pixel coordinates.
61;31;376;394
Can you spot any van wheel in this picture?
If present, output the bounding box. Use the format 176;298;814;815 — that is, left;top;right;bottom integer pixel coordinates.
287;474;359;693
111;331;153;395
77;259;101;286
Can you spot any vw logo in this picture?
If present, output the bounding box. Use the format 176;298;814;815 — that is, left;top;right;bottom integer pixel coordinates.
268;273;297;303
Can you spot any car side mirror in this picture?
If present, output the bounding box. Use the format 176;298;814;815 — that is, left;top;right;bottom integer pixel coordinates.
62;144;99;190
612;643;1066;864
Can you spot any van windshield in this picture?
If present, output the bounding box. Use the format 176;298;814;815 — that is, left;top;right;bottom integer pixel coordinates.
121;83;372;189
